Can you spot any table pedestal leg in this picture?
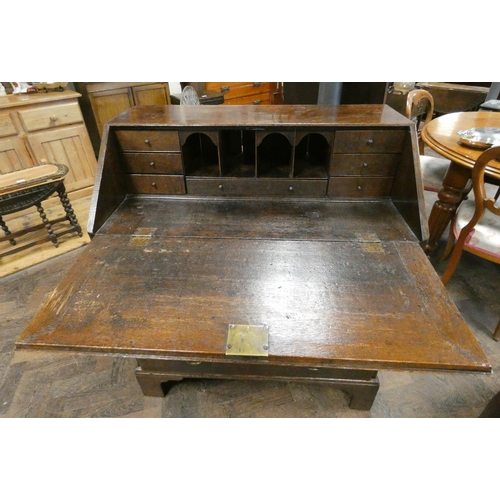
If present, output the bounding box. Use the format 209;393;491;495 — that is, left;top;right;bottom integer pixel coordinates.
134;359;380;411
425;162;470;253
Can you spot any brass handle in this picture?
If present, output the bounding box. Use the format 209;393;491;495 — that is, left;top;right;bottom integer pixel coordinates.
253;82;262;87
253;100;261;105
221;86;230;93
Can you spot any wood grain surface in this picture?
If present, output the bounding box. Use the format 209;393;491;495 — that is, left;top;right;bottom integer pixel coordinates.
16;198;489;373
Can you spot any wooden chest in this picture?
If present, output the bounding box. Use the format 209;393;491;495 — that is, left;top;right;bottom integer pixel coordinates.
16;105;490;410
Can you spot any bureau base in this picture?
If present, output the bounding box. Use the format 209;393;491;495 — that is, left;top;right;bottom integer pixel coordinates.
135;359;380;411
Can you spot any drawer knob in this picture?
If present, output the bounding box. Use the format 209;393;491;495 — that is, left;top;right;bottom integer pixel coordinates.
253;100;261;105
362;162;368;168
367;138;374;145
145;139;151;145
150;161;155;167
50;115;58;121
218;184;223;190
357;185;362;191
288;186;294;192
151;182;157;187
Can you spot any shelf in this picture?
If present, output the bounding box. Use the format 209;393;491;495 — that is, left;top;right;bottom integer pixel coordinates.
182;133;219;176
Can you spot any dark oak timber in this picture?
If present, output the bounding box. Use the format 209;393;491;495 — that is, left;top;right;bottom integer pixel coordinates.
16;105;490;411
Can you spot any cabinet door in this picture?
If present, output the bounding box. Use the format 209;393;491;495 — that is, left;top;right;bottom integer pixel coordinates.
27;125;96;194
0;136;34;174
89;87;134;135
132;83;170;105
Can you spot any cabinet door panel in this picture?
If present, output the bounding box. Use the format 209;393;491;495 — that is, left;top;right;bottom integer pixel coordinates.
27;125;96;192
89;88;134;135
132;84;169;106
0;112;18;138
0;137;34;174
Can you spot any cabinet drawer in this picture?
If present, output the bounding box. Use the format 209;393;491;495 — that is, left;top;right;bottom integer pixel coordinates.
0;113;17;138
329;154;399;176
18;102;83;132
125;174;186;194
327;177;394;198
225;92;271;105
186;177;327;197
207;82;272;100
122;153;183;174
115;130;181;152
333;130;406;154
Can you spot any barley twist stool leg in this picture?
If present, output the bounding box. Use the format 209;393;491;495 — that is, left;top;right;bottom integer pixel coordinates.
57;184;82;236
35;202;58;247
0;215;16;245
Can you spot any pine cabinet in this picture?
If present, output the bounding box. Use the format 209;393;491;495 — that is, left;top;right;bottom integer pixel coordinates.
0;90;96;200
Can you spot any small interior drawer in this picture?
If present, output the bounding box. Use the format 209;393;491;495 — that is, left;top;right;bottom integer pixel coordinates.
18;103;83;132
327;176;394;198
186;177;327;197
125;174;186;194
121;153;183;174
115;130;181;152
329;154;399;176
333;130;406;154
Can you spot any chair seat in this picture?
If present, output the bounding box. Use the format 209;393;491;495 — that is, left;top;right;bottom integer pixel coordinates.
419;155;450;192
454;198;500;260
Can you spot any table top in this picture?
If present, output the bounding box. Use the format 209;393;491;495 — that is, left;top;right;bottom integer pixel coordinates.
0;163;67;197
421;111;500;176
16;197;490;374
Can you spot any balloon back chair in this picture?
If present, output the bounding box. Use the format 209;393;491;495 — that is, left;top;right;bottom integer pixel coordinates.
441;145;500;341
405;89;453;192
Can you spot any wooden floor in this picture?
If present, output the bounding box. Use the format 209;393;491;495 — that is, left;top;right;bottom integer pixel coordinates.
0;193;91;279
1;187;499;418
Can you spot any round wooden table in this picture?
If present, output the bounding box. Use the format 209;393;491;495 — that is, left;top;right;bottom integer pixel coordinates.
421;111;500;252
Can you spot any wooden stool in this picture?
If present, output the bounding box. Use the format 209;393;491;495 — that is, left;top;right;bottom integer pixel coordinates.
0;163;82;257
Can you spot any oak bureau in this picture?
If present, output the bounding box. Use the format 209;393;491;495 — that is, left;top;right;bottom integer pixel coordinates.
16;105;490;410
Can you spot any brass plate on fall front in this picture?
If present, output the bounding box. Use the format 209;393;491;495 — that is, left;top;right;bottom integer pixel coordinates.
225;324;269;357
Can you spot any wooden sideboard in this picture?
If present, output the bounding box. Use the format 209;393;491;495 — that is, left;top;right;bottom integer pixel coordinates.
16;105;490;411
0;90;96;203
74;82;171;155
